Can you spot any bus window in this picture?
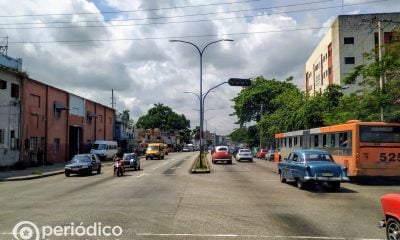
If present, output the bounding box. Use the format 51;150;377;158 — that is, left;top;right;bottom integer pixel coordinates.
313;135;319;147
330;133;335;147
294;137;298;147
284;138;287;147
299;136;302;147
289;137;292;147
323;134;327;147
339;132;348;147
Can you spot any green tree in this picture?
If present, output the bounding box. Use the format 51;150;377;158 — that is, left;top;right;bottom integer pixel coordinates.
342;30;400;122
136;103;190;133
119;110;130;132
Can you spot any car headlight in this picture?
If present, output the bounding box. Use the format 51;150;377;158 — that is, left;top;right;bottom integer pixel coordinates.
65;167;71;170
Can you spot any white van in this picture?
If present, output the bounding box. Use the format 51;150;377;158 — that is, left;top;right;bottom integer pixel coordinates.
90;140;118;160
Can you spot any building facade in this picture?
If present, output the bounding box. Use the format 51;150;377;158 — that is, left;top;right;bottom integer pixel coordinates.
0;53;116;167
21;78;115;166
0;54;23;167
304;12;400;96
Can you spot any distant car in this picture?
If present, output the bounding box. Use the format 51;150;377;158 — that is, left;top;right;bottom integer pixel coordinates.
380;193;400;240
256;149;269;159
122;153;140;170
278;149;349;191
182;146;190;152
65;154;101;176
265;150;275;161
236;149;253;162
212;146;232;164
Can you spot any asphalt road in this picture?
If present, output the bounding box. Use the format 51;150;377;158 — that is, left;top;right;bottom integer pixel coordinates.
0;152;398;240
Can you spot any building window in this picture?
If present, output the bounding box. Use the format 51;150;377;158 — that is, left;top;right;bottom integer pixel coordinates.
11;83;19;98
0;129;4;144
344;37;354;44
53;138;60;153
0;80;6;90
345;57;355;64
30;137;38;151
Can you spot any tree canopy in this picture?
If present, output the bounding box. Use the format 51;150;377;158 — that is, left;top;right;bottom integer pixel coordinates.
136;103;190;133
229;34;400;147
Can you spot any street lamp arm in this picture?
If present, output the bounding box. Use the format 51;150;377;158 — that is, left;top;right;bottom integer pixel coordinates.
183;91;201;100
169;40;201;55
201;39;234;54
203;81;228;104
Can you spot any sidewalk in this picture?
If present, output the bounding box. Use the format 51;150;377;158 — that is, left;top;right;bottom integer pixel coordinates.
0;163;67;182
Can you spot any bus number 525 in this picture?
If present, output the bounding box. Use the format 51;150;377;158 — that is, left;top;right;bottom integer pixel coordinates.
379;153;400;162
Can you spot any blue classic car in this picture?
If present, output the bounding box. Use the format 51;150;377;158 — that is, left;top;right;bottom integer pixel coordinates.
278;149;349;191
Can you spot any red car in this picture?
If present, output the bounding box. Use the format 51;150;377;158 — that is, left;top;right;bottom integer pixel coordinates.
380;193;400;239
211;146;232;164
256;149;269;159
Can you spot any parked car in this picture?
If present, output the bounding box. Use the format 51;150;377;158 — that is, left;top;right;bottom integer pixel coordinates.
265;150;275;161
236;149;253;162
122;153;140;170
65;154;102;176
256;149;269;159
380;193;400;240
211;146;232;164
278;149;349;190
90;140;118;160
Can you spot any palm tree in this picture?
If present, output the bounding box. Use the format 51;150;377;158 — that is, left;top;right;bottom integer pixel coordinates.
120;110;130;132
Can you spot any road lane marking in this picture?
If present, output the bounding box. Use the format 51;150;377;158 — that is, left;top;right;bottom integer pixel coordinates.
136;233;383;240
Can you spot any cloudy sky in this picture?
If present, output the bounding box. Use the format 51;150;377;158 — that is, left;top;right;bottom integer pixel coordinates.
1;0;399;135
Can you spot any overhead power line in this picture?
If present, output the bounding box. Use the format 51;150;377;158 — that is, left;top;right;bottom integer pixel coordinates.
8;26;330;44
0;0;337;26
0;0;388;30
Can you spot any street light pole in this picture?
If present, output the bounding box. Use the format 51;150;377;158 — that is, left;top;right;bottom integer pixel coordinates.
170;39;233;166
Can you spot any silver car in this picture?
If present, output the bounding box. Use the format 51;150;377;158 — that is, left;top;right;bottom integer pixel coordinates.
236;149;253;162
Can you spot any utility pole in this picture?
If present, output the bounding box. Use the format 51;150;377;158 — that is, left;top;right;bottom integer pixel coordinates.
378;20;385;122
111;89;116;109
259;104;264;149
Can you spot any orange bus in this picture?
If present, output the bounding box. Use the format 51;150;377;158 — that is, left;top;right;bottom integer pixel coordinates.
274;120;400;177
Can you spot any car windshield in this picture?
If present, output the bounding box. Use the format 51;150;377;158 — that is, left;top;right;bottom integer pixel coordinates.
123;154;136;160
92;144;107;150
240;149;250;153
304;153;332;162
71;155;91;163
217;147;228;152
147;146;159;150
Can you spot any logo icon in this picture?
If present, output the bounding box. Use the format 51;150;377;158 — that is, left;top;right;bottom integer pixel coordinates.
12;221;40;240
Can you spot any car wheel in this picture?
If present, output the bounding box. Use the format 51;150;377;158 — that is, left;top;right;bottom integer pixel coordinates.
146;157;149;160
331;182;341;192
296;178;305;190
88;167;93;176
279;172;286;183
387;217;400;240
97;166;101;174
228;160;232;164
65;171;70;177
212;160;215;164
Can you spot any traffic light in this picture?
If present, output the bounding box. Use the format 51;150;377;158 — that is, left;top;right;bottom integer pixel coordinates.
228;78;251;87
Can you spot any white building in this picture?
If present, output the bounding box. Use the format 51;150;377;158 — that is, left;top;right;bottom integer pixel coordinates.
304;12;400;96
0;54;23;167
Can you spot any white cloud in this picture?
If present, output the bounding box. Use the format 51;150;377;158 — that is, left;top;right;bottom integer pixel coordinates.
1;0;399;135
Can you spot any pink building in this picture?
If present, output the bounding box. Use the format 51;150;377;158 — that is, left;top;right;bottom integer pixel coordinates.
21;78;115;165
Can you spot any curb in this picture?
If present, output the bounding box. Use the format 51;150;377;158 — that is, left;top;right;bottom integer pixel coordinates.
0;170;65;182
0;162;116;182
